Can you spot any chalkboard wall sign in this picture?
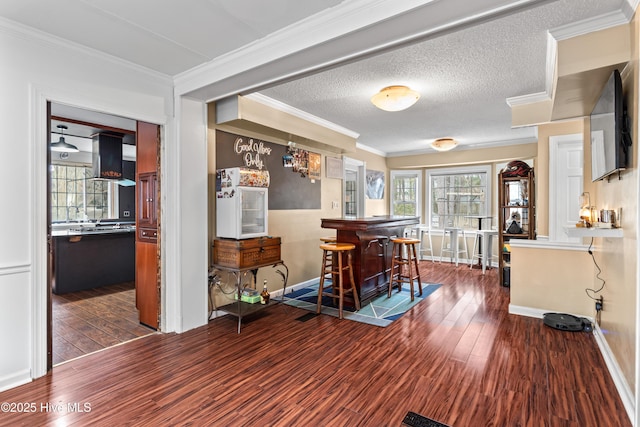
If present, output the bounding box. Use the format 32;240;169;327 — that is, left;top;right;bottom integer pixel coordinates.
216;130;321;210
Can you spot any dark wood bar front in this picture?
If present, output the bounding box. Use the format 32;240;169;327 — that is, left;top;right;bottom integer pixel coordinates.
321;216;419;305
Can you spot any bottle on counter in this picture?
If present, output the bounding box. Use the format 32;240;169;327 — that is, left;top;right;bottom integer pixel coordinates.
260;280;270;304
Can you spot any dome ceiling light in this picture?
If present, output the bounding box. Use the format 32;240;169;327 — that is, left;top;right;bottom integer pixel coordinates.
50;124;79;153
431;137;459;152
370;85;420;112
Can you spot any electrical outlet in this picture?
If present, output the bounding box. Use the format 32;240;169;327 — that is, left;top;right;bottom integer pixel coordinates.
595;296;603;312
123;210;130;217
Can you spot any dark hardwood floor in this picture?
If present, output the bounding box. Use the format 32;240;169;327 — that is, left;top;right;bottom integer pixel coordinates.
52;282;155;365
2;262;630;426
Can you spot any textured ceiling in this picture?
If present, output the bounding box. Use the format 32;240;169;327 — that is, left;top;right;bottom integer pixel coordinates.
257;0;626;155
0;0;628;156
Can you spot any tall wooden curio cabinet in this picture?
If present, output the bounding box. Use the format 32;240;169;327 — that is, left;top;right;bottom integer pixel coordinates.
498;161;535;287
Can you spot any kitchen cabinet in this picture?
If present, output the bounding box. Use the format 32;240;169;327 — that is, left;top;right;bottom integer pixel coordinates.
137;171;158;242
135;121;160;329
498;161;535;287
136;241;158;329
52;230;135;294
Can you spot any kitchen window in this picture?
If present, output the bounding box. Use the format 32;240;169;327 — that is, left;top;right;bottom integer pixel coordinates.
426;165;490;230
390;170;420;217
50;164;116;222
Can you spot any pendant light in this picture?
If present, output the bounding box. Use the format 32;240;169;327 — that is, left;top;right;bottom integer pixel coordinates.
50;124;79;153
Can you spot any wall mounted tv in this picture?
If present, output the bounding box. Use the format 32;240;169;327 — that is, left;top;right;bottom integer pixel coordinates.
590;69;632;182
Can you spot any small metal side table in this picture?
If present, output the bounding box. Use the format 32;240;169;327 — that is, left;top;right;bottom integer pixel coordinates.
209;260;289;333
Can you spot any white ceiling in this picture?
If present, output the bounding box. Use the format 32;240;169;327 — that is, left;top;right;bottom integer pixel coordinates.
0;0;630;156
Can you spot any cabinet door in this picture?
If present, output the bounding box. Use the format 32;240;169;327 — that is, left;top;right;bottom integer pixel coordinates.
136;241;158;329
137;172;157;227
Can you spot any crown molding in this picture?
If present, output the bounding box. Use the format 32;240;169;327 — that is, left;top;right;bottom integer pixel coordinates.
383;136;538;158
509;8;631;110
549;10;629;41
244;93;360;139
0;16;172;85
506;92;550;107
356;142;387;157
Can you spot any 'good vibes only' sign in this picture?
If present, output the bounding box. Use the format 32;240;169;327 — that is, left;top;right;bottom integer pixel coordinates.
234;137;272;169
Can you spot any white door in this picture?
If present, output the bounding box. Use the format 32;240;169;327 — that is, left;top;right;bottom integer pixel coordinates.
343;157;365;218
549;134;583;242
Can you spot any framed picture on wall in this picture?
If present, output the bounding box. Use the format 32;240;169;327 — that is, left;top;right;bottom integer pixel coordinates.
366;169;384;199
308;152;321;179
326;156;343;179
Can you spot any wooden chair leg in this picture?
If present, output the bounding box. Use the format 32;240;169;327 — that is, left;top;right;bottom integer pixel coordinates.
412;243;422;297
317;250;328;314
337;253;344;319
347;251;360;310
388;243;398;297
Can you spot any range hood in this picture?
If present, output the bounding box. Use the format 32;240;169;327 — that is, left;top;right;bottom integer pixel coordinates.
92;133;123;180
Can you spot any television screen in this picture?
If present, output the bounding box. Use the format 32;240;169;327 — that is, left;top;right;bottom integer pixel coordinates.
590;69;629;181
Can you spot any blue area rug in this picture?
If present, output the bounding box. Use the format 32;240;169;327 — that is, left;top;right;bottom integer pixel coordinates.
284;281;441;327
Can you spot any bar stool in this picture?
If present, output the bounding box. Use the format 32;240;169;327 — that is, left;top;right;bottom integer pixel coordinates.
439;227;469;267
388;237;422;301
469;230;498;274
317;242;360;319
319;236;338;297
413;225;435;262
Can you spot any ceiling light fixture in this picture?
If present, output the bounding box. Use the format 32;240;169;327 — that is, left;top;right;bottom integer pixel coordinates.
431;137;459;152
50;124;79;153
370;85;420;111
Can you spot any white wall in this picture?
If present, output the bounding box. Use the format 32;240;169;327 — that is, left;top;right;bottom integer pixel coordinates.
0;20;200;391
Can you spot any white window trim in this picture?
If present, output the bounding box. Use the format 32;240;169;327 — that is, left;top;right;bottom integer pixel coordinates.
426;165;492;231
390;169;421;218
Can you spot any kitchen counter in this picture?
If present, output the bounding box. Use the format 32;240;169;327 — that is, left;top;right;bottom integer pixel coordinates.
52;223;135;237
52;225;135;294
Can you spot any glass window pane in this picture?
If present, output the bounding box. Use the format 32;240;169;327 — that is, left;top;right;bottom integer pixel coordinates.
50;164;116;222
428;168;490;230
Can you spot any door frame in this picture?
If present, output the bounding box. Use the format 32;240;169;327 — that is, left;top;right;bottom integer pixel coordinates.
32;86;166;375
548;133;583;243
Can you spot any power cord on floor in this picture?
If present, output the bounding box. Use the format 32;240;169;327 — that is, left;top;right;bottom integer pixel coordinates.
584;237;605;324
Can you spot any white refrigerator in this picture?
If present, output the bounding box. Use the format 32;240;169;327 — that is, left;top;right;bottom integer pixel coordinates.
216;167;270;239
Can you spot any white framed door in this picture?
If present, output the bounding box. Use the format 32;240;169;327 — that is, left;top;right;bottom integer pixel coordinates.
549;134;583;242
343;157;365;218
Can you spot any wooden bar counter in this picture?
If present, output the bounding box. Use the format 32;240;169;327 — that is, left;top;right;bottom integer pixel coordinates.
321;216;419;305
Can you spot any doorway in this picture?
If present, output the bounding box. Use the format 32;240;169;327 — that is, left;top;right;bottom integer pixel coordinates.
343;157;365;217
47;102;160;367
549;133;583;243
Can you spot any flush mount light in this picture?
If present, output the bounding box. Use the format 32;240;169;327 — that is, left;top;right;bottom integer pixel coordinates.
370;85;420;111
50;124;79;153
431;137;459;152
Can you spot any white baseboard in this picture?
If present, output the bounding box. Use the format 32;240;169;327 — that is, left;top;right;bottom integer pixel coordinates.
509;304;634;424
0;369;31;392
592;323;635;423
270;277;318;297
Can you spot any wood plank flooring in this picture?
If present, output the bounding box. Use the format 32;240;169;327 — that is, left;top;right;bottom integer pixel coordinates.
52;282;155;365
2;262;630;426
